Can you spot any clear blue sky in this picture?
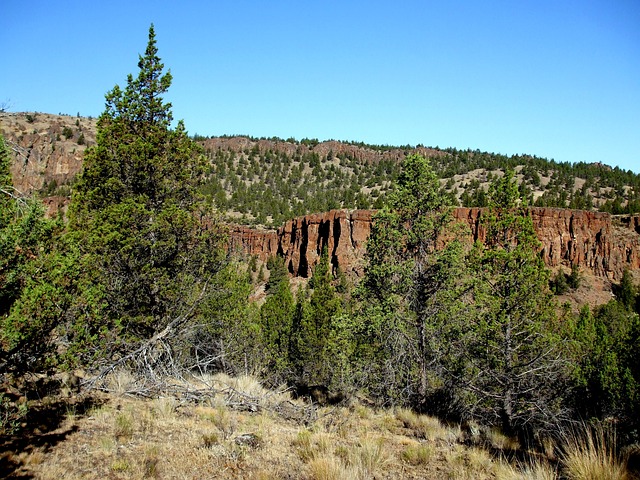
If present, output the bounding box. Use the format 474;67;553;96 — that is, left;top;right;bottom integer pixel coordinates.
2;0;639;172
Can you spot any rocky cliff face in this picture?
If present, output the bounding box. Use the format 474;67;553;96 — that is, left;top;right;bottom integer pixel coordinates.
0;112;95;195
230;208;640;282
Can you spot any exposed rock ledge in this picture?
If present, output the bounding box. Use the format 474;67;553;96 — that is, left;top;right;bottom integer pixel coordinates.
230;208;640;281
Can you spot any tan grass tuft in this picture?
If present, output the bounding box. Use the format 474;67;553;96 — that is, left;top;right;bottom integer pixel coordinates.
111;459;130;472
445;444;496;480
104;368;137;394
142;446;161;478
395;407;449;441
401;441;434;465
562;423;630;480
308;455;354;480
113;411;134;440
153;396;177;419
293;429;319;461
494;456;558;480
350;437;389;477
486;427;521;451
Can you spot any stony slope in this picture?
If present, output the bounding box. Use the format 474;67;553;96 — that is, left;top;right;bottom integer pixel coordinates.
0;112;95;195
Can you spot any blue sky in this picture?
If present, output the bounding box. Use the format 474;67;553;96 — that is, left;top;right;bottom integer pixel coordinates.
2;1;639;172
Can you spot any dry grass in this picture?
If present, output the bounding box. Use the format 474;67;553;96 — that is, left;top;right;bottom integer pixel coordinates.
445;444;497;479
104;367;138;394
350;436;390;477
395;407;456;442
5;373;635;479
562;424;630;480
401;441;435;465
308;455;356;480
113;411;134;440
496;459;558;480
486;427;521;452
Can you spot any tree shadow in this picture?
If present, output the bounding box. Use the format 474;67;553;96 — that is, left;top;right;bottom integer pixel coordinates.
0;395;103;478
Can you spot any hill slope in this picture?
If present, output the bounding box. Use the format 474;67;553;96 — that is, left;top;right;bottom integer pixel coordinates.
2;112;639;227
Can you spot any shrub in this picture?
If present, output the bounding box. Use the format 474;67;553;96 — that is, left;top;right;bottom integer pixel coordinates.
551;270;569;295
62;126;73;139
0;394;28;435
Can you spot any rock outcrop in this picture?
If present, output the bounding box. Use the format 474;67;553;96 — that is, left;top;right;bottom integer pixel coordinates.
230;208;640;282
0;112;95;195
3;113;639;283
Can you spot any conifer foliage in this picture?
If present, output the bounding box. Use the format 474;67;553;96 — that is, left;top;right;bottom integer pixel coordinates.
460;170;567;434
1;135;63;370
359;154;467;405
359;163;569;436
69;25;225;360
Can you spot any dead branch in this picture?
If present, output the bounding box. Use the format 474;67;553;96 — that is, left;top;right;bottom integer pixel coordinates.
83;281;209;391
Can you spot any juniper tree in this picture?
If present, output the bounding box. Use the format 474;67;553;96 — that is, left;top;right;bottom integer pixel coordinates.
572;299;640;442
292;247;343;387
68;25;226;363
457;170;569;435
0;134;63;370
260;263;295;384
359;154;468;406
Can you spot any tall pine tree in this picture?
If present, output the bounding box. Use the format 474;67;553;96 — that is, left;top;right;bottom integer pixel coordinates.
359;154;468;406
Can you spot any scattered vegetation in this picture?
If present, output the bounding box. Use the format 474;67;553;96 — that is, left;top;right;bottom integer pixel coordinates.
2;24;640;479
197;138;640;227
3;375;634;479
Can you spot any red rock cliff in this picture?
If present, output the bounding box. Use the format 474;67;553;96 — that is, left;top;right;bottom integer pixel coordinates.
230;208;640;281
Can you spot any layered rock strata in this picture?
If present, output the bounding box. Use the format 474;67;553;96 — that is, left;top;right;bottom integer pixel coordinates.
229;208;640;281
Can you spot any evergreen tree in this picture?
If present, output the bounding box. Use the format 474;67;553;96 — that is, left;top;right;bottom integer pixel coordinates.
359;154;467;406
266;255;288;293
293;247;342;386
197;263;260;376
0;134;20;312
0;135;64;370
67;25;225;362
617;268;637;311
572;301;640;441
260;268;295;384
457;170;567;434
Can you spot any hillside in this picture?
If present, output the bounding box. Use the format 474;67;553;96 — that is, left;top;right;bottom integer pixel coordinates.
2;112;639;227
5;373;636;479
3;23;640;480
202;136;640;227
0;112;95;197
